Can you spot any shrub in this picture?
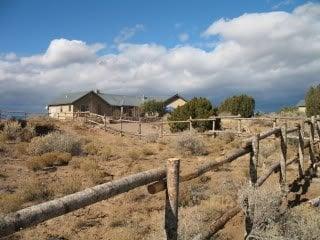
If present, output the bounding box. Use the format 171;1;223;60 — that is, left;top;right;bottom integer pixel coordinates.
141;100;165;117
0;193;24;213
27;152;72;171
219;94;255;117
28;132;81;155
128;149;141;160
175;134;208;156
145;133;158;143
3;121;20;141
99;146;112;160
306;84;320;117
19;125;35;142
83;142;100;155
28;117;56;136
79;159;106;184
168;97;218;132
21;178;53;201
54;175;82;195
142;147;154;156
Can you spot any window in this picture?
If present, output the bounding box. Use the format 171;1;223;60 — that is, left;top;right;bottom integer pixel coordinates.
80;105;85;112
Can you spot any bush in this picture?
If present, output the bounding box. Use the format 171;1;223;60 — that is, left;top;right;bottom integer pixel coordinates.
219;94;255;117
141;100;165;117
0;193;24;214
19;125;35;142
54;175;82;195
306;85;320;117
142;147;154;156
175;134;208;156
3;121;20;141
83;142;100;155
28;132;82;156
27;152;72;171
168;97;218;132
99;146;112;160
21;178;53;201
128;149;141;160
28;117;56;136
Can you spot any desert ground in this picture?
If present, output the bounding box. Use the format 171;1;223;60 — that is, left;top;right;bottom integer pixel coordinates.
1;117;320;240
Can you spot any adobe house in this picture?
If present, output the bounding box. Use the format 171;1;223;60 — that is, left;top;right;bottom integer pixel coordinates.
296;99;306;113
47;90;187;118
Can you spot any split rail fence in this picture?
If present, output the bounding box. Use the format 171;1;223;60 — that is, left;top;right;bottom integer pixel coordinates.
1;116;320;239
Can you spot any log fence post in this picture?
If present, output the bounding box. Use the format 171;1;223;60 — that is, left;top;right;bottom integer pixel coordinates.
120;118;123;137
104;114;107;131
138;118;142;139
279;123;287;190
273;118;277;129
189;116;193;134
309;116;315;168
250;134;259;185
238;119;242;134
212;119;216;138
165;158;180;240
296;123;304;178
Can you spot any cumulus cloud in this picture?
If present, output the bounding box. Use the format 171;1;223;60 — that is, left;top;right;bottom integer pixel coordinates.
114;24;145;44
178;33;189;42
0;3;320;112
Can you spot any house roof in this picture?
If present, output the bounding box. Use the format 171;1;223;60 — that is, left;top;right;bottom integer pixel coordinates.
296;99;305;107
48;91;187;107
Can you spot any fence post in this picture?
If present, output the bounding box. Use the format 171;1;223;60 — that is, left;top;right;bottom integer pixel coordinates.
120;119;123;137
238;119;242;134
189;116;193;134
212;119;216;138
165;158;180;240
279;123;287;190
138;118;142;139
104;115;107;131
273;118;277;129
250;134;259;185
296;123;304;178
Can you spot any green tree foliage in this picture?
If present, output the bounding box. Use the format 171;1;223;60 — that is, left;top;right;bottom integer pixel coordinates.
219;94;255;118
168;97;219;132
305;85;320;117
141;100;165;117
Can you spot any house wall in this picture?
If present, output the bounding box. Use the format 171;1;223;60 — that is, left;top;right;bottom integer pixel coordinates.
73;92;113;115
48;105;73;119
166;98;187;109
298;106;306;113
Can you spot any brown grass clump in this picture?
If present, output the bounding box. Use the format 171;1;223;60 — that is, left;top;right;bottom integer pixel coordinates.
2;121;21;141
83;142;100;155
20;178;53;202
142;147;155;156
27;152;72;171
175;134;208;156
128;149;141;160
145;133;158;143
99;146;112;160
54;175;82;196
79;158;106;184
0;193;24;214
19;126;35;142
28;132;82;155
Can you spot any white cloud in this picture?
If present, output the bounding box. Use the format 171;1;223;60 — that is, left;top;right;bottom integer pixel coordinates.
272;0;293;10
1;3;320;111
114;24;145;44
178;33;189;42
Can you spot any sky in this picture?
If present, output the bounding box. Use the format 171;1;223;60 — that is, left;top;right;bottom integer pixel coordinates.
0;0;319;113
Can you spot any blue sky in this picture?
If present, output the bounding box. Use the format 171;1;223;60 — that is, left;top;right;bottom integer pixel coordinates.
0;0;319;112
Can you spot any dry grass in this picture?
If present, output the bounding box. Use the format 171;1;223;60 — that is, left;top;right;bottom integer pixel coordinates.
0;193;24;214
142;147;155;156
83;142;100;155
20;178;53;202
175;134;208;156
27;152;72;171
2;121;21;141
79;158;106;184
28;132;82;155
128;149;141;160
53;175;82;196
99;146;112;160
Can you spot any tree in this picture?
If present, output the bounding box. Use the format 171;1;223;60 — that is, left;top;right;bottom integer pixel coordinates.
141;100;165;117
168;97;219;132
305;85;320;117
219;95;255;118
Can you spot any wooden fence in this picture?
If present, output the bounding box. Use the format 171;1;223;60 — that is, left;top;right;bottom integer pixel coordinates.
1;116;319;239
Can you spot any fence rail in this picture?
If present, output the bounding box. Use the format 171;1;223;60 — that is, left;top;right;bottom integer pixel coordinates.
1;115;320;239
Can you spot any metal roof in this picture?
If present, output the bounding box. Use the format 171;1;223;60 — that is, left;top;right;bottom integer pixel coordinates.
296;99;305;107
48;91;181;107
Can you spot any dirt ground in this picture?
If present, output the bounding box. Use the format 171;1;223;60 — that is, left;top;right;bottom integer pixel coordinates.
1;118;320;240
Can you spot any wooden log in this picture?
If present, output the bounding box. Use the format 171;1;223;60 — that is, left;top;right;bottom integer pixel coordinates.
296;123;304;178
256;156;298;187
165;158;180;240
273;118;277;128
0;168;166;237
212;119;216;138
148;147;251;194
286;127;299;134
309;116;315;166
189;116;193;134
238;119;242;133
307;196;320;207
249;134;259;184
242;128;281;148
120;119;123;137
279;124;287;188
193;206;241;240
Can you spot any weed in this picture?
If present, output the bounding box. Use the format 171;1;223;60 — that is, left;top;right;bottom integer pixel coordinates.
27;152;72;171
175;134;208;156
128;150;141;160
